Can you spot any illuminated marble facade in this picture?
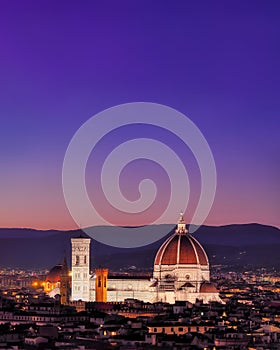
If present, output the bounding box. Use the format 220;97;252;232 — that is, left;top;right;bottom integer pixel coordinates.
70;214;221;304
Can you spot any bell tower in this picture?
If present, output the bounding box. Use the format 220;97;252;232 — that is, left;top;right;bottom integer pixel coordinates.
95;268;108;302
71;237;91;301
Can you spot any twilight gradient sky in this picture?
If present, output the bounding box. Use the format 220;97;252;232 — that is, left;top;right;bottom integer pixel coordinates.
0;1;279;230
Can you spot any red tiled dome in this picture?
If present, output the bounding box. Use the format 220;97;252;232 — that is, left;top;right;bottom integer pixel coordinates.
154;213;208;266
45;264;62;283
200;282;217;293
154;233;208;266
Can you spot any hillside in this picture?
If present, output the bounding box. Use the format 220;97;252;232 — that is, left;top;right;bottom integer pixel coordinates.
0;223;279;270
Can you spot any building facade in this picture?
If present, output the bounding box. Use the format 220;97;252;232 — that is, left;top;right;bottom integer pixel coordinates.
69;214;222;304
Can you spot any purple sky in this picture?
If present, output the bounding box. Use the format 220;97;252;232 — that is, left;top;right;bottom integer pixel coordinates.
0;1;279;229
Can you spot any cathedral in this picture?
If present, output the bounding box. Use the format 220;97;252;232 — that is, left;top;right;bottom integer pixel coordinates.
68;213;221;304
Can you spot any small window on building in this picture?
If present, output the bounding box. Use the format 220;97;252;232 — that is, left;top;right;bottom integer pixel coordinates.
84;255;86;264
76;255;80;265
154;328;157;332
178;327;183;332
104;277;106;288
98;276;101;288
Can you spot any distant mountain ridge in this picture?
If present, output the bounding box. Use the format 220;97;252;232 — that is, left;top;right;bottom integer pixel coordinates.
0;223;279;269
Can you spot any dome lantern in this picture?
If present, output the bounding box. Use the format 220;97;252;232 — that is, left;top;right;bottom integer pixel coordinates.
176;211;188;234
